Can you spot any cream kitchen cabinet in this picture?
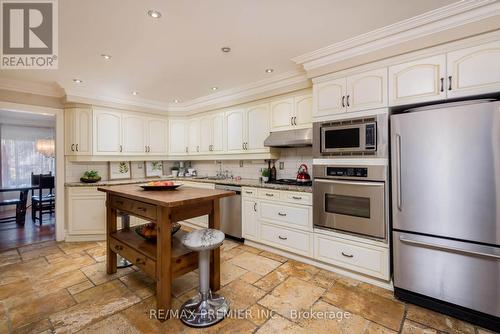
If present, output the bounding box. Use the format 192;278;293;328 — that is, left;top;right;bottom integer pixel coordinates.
224;108;246;153
270;94;312;131
199;113;224;154
66;186;106;240
122;114;147;154
242;198;259;241
168;119;188;155
246;103;270;152
187;118;201;154
389;55;447;106
313;69;387;118
65;107;92;156
447;40;500;98
145;117;168;155
93;108;122;155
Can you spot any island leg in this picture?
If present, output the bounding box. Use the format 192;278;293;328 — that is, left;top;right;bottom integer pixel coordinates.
209;199;221;292
106;194;117;274
156;206;172;319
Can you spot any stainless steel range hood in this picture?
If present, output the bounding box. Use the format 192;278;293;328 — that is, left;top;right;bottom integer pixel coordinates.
264;128;312;147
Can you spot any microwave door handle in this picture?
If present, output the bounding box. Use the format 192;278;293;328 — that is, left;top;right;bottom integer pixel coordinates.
395;134;402;211
399;235;500;260
314;179;383;187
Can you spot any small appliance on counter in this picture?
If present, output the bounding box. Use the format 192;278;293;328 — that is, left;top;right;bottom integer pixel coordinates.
296;164;311;183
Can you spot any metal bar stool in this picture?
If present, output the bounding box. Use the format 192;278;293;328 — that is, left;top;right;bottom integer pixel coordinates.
180;228;229;327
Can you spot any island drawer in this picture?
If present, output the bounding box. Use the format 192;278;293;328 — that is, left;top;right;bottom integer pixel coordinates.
110;196;157;221
110;237;156;278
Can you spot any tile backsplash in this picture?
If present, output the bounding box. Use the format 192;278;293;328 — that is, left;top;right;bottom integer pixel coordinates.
65;147;313;182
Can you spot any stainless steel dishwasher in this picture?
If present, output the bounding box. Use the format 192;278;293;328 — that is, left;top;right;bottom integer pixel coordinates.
214;184;242;239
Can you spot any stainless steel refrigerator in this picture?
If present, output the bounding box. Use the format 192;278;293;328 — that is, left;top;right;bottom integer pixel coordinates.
391;100;500;331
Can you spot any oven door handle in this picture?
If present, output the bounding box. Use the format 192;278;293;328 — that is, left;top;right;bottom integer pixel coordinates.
314;179;383;187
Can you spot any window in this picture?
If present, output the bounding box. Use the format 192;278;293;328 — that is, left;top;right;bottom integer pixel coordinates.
1;125;55;187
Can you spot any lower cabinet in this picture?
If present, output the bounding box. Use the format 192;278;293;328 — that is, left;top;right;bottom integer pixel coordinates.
242;198;259;241
66;187;107;239
260;223;313;257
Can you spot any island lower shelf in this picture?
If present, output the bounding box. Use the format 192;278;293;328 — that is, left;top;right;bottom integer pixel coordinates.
110;228;198;280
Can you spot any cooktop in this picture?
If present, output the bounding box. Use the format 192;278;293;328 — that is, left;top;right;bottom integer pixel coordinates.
266;179;312;186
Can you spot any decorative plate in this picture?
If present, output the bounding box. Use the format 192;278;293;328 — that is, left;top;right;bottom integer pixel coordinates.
140;184;182;191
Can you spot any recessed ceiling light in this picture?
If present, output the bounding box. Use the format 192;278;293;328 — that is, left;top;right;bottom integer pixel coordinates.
101;54;112;60
73;78;83;83
173;99;179;103
132;91;138;96
147;10;162;18
265;68;274;73
211;87;218;91
221;47;231;53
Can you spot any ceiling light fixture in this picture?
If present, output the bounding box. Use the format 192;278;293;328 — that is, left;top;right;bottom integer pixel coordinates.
132;91;138;96
173;99;179;103
221;47;231;53
147;10;162;19
211;87;218;91
101;54;112;60
265;68;274;73
73;78;83;83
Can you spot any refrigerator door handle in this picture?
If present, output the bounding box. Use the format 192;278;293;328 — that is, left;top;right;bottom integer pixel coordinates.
395;134;403;211
399;235;500;260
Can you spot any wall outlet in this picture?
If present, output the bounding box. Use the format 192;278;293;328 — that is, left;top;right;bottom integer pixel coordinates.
279;162;284;170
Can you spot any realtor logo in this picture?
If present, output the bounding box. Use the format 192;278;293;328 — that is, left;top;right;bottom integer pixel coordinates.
1;0;58;69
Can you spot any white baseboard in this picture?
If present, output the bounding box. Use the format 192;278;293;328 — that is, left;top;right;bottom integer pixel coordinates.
65;234;105;242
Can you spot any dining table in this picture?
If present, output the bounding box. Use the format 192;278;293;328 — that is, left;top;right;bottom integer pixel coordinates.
98;183;234;317
0;185;36;224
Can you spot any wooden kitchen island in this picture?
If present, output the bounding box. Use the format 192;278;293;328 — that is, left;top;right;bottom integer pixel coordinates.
98;184;234;315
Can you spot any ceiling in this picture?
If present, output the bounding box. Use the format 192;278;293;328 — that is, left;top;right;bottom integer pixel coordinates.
0;0;456;108
0;110;55;127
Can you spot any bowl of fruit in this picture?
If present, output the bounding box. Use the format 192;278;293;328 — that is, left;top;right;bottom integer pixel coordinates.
135;222;181;241
140;180;181;190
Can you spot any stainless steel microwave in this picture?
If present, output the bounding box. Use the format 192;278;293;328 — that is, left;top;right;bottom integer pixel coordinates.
313;113;388;158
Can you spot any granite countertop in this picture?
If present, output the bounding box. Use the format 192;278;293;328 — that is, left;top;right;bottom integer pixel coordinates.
65;176;312;193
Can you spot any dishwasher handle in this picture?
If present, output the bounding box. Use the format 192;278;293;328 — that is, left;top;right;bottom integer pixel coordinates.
215;184;241;194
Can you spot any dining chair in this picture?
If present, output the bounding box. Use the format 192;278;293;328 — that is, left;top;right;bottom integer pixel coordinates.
31;173;55;224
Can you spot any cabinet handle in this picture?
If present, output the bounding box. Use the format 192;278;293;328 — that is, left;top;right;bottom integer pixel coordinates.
253;203;257;212
278;235;287;240
293;116;297;126
290;117;293;126
245;191;253;194
440;77;444;92
148;146;150;152
185;147;188;153
136;207;147;212
278;212;287;217
119;145;123;153
292;196;302;200
346;95;350;107
135;258;146;265
114;245;123;251
75;144;79;152
265;193;274;197
145;146;148;152
341;95;345;108
71;144;75;152
197;145;199;152
448;76;452;91
341;251;354;258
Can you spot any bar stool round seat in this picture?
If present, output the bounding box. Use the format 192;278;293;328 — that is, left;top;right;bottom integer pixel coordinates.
180;228;229;327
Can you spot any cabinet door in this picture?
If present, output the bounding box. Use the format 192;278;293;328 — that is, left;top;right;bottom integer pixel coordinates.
294;94;313;129
242;199;259;241
168;119;187;155
147;118;168;154
270;98;294;131
64;109;75;155
225;109;245;152
447;41;500;98
246;104;270;152
67;189;106;235
122;114;146;154
313;78;346;118
93;109;122;155
199;115;212;154
74;108;92;155
346;68;387;112
389;55;446;106
188;118;201;154
211;113;224;152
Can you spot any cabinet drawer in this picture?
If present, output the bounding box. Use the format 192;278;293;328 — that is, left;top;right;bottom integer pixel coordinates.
111;196;157;221
242;187;258;197
281;191;312;205
260;223;312;256
314;234;389;280
260;201;311;230
258;189;280;200
109;237;156;278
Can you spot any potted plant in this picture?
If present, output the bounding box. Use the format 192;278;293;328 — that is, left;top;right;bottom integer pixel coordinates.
171;166;179;177
80;170;102;183
261;168;270;183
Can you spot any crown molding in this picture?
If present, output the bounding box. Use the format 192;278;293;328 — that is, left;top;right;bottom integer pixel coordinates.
292;0;500;74
0;77;65;97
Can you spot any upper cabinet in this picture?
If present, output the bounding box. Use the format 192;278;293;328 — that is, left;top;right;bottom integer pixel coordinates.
65;108;92;156
246;103;270;152
146;117;168;155
122;114;146;154
389;55;447;106
313;69;387;118
168;119;188;155
271;94;312;131
187;118;201;154
224;108;246;153
198;113;224;154
447;41;500;98
93;108;122;155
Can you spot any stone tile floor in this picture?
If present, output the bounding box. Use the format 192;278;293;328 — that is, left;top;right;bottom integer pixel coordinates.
0;237;496;334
